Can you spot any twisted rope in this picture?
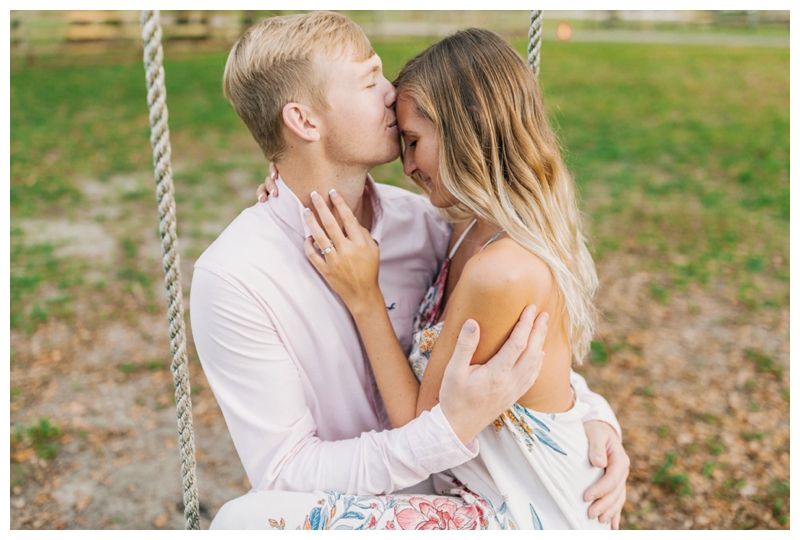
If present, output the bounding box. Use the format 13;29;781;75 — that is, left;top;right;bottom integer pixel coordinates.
527;10;543;77
140;10;200;531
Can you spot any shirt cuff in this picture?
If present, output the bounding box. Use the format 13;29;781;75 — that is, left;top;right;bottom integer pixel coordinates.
571;370;623;442
408;405;479;474
581;408;623;442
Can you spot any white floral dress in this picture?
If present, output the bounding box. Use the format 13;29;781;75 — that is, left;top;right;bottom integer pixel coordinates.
407;220;610;530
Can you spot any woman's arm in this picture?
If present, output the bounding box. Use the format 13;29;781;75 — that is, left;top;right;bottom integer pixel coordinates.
416;247;553;416
303;190;422;427
346;298;423;427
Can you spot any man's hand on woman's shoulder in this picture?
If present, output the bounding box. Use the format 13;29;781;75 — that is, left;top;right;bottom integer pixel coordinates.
439;305;548;446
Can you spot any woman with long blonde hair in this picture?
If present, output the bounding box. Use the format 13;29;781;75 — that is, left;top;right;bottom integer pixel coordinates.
266;28;609;529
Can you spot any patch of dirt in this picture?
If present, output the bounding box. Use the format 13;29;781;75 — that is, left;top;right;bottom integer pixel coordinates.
576;253;790;529
11;306;248;530
16;219;118;264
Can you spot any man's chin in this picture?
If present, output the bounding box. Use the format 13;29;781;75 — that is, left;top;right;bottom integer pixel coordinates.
368;144;401;169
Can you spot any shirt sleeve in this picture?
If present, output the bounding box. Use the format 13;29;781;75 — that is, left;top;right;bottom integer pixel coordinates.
571;369;623;441
189;267;478;496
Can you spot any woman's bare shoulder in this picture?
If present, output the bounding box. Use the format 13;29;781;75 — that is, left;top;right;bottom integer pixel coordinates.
459;237;554;300
442;238;553;365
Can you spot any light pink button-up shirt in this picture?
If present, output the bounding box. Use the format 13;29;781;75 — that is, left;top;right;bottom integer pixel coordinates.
190;176;620;496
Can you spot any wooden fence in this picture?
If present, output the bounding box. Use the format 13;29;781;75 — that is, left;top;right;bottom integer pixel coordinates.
11;11;252;53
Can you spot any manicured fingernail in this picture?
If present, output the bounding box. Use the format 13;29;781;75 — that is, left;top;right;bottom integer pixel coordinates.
329;189;338;199
258;193;266;202
463;319;477;334
270;189;277;198
303;208;311;216
310;191;319;201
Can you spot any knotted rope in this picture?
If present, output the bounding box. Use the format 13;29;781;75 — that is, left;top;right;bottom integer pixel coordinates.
140;10;200;530
527;10;543;77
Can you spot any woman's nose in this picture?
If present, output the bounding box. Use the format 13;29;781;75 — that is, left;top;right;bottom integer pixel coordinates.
402;152;415;177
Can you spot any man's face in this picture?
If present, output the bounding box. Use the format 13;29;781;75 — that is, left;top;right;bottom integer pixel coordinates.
316;52;400;170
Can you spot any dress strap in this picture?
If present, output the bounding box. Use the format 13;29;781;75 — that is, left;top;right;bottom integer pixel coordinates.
480;230;506;252
448;218;478;259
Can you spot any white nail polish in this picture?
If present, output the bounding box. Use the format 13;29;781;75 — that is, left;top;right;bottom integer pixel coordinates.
310;191;319;201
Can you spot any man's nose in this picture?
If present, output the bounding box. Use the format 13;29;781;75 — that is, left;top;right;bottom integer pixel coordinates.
385;80;397;108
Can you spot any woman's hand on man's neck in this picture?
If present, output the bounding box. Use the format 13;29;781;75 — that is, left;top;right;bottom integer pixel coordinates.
275;155;374;231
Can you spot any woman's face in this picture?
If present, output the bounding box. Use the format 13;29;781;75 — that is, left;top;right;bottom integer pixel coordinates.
396;94;457;208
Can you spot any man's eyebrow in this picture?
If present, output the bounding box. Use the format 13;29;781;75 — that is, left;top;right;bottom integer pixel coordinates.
361;64;380;79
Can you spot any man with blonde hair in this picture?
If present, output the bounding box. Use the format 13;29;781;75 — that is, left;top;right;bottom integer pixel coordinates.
191;11;627;529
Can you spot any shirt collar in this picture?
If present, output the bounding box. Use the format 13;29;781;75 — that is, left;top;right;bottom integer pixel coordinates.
269;174;386;244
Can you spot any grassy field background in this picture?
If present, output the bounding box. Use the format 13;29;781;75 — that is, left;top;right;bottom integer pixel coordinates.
10;31;789;529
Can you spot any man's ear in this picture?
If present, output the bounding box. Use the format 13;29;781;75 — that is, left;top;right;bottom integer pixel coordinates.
282;102;321;143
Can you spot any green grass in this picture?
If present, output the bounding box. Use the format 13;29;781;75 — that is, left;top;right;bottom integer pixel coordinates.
653;451;692;495
10;36;789;333
12;418;63;461
740;431;764;442
119;362;139;375
533;41;788;300
745;349;784;379
9;228;85;333
706;436;726;455
588;340;610;366
766;479;790;525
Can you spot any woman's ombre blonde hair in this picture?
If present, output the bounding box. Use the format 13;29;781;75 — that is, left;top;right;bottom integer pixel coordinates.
394;28;598;363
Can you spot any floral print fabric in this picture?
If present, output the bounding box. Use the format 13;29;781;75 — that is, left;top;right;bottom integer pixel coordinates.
412;258;450;334
264;484;515;530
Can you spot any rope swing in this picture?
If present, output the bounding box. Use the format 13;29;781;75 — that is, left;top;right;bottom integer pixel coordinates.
528;10;543;77
139;10;200;530
139;9;542;530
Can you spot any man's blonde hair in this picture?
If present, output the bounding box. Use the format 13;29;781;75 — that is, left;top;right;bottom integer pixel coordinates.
223;11;374;161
